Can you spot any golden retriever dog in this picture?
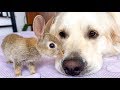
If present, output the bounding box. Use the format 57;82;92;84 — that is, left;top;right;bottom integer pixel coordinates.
33;12;120;76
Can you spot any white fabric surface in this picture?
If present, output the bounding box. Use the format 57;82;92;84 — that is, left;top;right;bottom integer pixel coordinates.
0;31;120;78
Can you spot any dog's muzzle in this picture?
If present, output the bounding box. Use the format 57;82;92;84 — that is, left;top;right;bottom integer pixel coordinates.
62;56;86;76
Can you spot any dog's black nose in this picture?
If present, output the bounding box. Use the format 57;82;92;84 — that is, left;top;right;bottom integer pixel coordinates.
62;58;85;76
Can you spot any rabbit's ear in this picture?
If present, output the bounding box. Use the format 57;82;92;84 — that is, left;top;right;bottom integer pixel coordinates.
33;15;45;38
44;16;55;33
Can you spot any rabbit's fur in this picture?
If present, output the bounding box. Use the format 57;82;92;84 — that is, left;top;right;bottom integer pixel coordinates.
1;15;63;76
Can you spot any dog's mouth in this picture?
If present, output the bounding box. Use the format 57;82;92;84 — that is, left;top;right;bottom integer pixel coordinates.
60;60;100;76
60;62;102;76
57;52;101;76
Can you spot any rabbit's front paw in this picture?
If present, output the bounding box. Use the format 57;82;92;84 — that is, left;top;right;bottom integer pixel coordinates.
30;66;36;74
14;62;22;77
15;68;22;76
28;62;36;74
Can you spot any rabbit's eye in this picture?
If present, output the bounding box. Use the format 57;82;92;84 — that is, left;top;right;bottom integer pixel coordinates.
49;43;55;48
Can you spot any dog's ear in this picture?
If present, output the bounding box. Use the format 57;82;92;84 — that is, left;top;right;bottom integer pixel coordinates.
110;29;120;45
108;12;120;44
44;16;55;33
109;12;120;28
33;15;45;39
108;12;120;51
109;29;120;52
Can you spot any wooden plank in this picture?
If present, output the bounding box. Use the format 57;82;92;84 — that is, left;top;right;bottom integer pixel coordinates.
26;12;38;25
26;12;56;24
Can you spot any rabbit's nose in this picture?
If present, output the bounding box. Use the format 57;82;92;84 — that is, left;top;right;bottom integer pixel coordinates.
56;50;64;59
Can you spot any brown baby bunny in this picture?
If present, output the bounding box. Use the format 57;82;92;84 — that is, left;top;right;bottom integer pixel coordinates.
1;15;63;77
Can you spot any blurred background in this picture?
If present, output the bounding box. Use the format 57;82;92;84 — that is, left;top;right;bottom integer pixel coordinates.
0;12;56;36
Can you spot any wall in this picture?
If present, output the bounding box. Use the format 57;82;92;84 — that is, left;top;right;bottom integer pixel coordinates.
15;12;27;32
0;17;13;36
0;12;30;36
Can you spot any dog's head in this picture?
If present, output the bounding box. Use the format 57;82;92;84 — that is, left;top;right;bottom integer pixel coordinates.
33;12;120;76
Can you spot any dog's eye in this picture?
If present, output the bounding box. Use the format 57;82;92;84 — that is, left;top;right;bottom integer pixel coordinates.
88;30;99;39
59;31;67;38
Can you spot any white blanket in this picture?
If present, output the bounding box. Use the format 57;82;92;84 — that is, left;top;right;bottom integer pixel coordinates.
0;31;120;78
